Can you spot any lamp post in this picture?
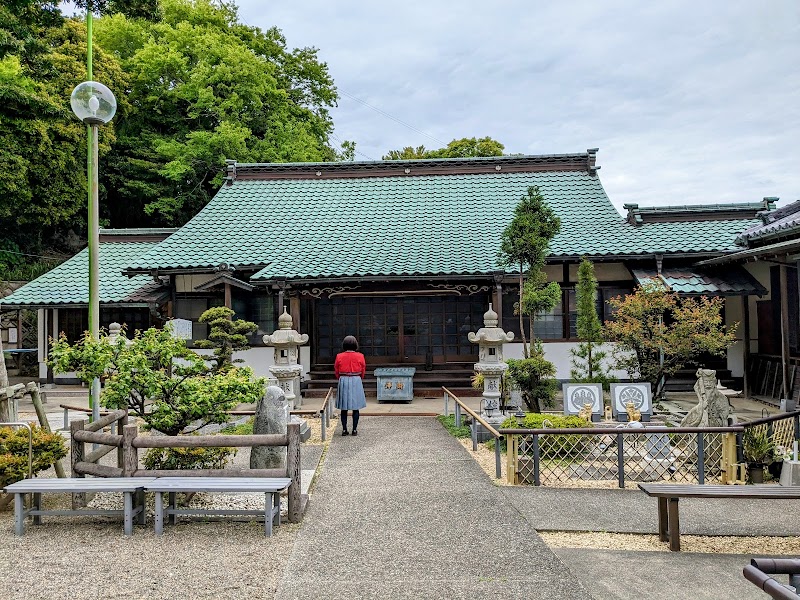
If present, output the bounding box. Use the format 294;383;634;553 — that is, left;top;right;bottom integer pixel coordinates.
70;81;116;422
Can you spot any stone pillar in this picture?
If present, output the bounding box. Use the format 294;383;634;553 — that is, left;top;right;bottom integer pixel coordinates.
250;386;288;470
263;308;309;410
468;304;515;426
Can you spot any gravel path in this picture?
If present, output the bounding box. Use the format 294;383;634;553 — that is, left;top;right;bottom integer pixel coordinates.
0;415;335;600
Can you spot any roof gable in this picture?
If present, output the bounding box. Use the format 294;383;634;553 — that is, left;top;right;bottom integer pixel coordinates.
0;241;161;308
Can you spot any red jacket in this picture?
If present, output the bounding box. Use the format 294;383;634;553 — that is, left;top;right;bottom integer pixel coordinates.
334;351;366;379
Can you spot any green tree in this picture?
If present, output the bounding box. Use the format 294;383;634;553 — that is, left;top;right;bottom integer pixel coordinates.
604;284;738;398
0;19;127;255
49;327;264;436
94;0;342;226
497;186;561;356
570;258;614;388
497;186;561;412
193;306;258;373
382;136;504;160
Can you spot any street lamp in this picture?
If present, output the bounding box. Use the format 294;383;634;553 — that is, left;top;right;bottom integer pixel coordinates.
70;81;116;422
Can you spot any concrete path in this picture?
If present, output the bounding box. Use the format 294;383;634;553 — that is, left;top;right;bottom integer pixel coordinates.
274;417;591;599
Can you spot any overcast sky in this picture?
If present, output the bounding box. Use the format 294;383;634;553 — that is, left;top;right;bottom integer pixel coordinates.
233;0;799;213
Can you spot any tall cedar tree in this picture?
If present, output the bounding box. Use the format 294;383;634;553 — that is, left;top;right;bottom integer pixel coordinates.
569;258;613;388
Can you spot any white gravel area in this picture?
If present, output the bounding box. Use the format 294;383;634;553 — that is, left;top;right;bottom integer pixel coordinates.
540;531;800;555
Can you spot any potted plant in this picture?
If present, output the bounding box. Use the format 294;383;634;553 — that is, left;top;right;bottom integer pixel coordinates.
742;428;775;484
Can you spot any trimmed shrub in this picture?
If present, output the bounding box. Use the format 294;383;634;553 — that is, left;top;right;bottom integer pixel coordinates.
1;425;67;488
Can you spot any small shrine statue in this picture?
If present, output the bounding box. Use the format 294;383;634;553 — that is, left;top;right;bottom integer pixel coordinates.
578;402;594;421
625;401;642;422
680;368;734;428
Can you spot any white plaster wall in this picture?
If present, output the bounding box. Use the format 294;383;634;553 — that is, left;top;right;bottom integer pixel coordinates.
504;341;630;380
231;346;311;381
725;296;745;377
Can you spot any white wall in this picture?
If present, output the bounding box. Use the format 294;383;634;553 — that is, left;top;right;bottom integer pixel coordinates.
504;341;630;380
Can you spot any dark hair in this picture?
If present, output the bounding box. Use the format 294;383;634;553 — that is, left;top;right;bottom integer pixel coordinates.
342;335;359;351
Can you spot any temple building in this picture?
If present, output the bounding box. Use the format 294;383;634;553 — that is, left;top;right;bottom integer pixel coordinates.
3;151;790;398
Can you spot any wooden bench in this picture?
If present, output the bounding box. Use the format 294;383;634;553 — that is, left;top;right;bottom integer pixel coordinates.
4;477;156;536
146;476;292;536
638;483;800;551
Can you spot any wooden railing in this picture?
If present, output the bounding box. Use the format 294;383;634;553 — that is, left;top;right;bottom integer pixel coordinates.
442;387;502;479
69;415;304;522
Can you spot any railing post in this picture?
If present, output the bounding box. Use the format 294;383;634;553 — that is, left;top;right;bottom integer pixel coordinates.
794;414;800;442
122;423;138;477
697;432;705;485
617;433;625;489
117;413;128;470
70;420;86;508
287;422;302;523
495;435;502;479
533;434;541;487
63;407;69;431
455;401;461;428
471;418;477;451
506;434;517;485
320;407;327;442
736;431;745;464
444;392;449;417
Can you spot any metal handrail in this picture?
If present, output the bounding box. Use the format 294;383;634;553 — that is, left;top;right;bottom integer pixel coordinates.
744;558;800;599
442;387;502;479
500;426;745;435
1;421;33;479
742;409;800;428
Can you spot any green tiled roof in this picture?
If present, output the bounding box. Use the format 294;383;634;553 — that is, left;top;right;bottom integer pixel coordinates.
0;241;160;308
124;155;764;282
632;266;767;296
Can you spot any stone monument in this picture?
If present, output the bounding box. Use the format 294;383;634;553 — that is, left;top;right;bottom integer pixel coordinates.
263;308;309;410
250;385;288;469
468;304;514;426
680;369;734;428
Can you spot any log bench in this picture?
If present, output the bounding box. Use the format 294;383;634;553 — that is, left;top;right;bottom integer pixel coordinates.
147;476;293;536
638;483;800;551
4;477;155;536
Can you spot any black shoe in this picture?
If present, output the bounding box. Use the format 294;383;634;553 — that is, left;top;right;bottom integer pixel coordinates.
342;430;349;436
352;430;358;436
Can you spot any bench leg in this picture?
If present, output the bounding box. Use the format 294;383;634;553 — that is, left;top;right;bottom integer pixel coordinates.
264;493;273;537
273;492;280;527
123;492;134;536
168;492;177;525
155;492;164;535
667;498;680;552
657;497;668;542
136;489;146;525
14;493;25;536
33;493;42;526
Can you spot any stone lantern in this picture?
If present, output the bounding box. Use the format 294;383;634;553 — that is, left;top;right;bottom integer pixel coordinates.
263;308;308;410
468;304;514;425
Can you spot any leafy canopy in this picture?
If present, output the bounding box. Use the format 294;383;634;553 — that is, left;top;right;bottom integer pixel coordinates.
382;136;505;160
604;284;737;397
50;327;264;436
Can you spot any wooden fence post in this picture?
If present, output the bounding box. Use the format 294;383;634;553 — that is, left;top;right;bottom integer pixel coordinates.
286;422;302;523
122;423;138;477
29;383;66;478
117;413;129;470
70;420;86;508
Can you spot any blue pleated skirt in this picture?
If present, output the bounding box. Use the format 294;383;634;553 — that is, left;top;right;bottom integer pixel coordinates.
336;375;367;410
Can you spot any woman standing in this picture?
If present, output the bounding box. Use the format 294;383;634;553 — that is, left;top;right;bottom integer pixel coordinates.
334;335;367;436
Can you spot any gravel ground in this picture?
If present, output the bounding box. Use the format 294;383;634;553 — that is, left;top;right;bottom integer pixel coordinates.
540;531;800;555
0;415;334;599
